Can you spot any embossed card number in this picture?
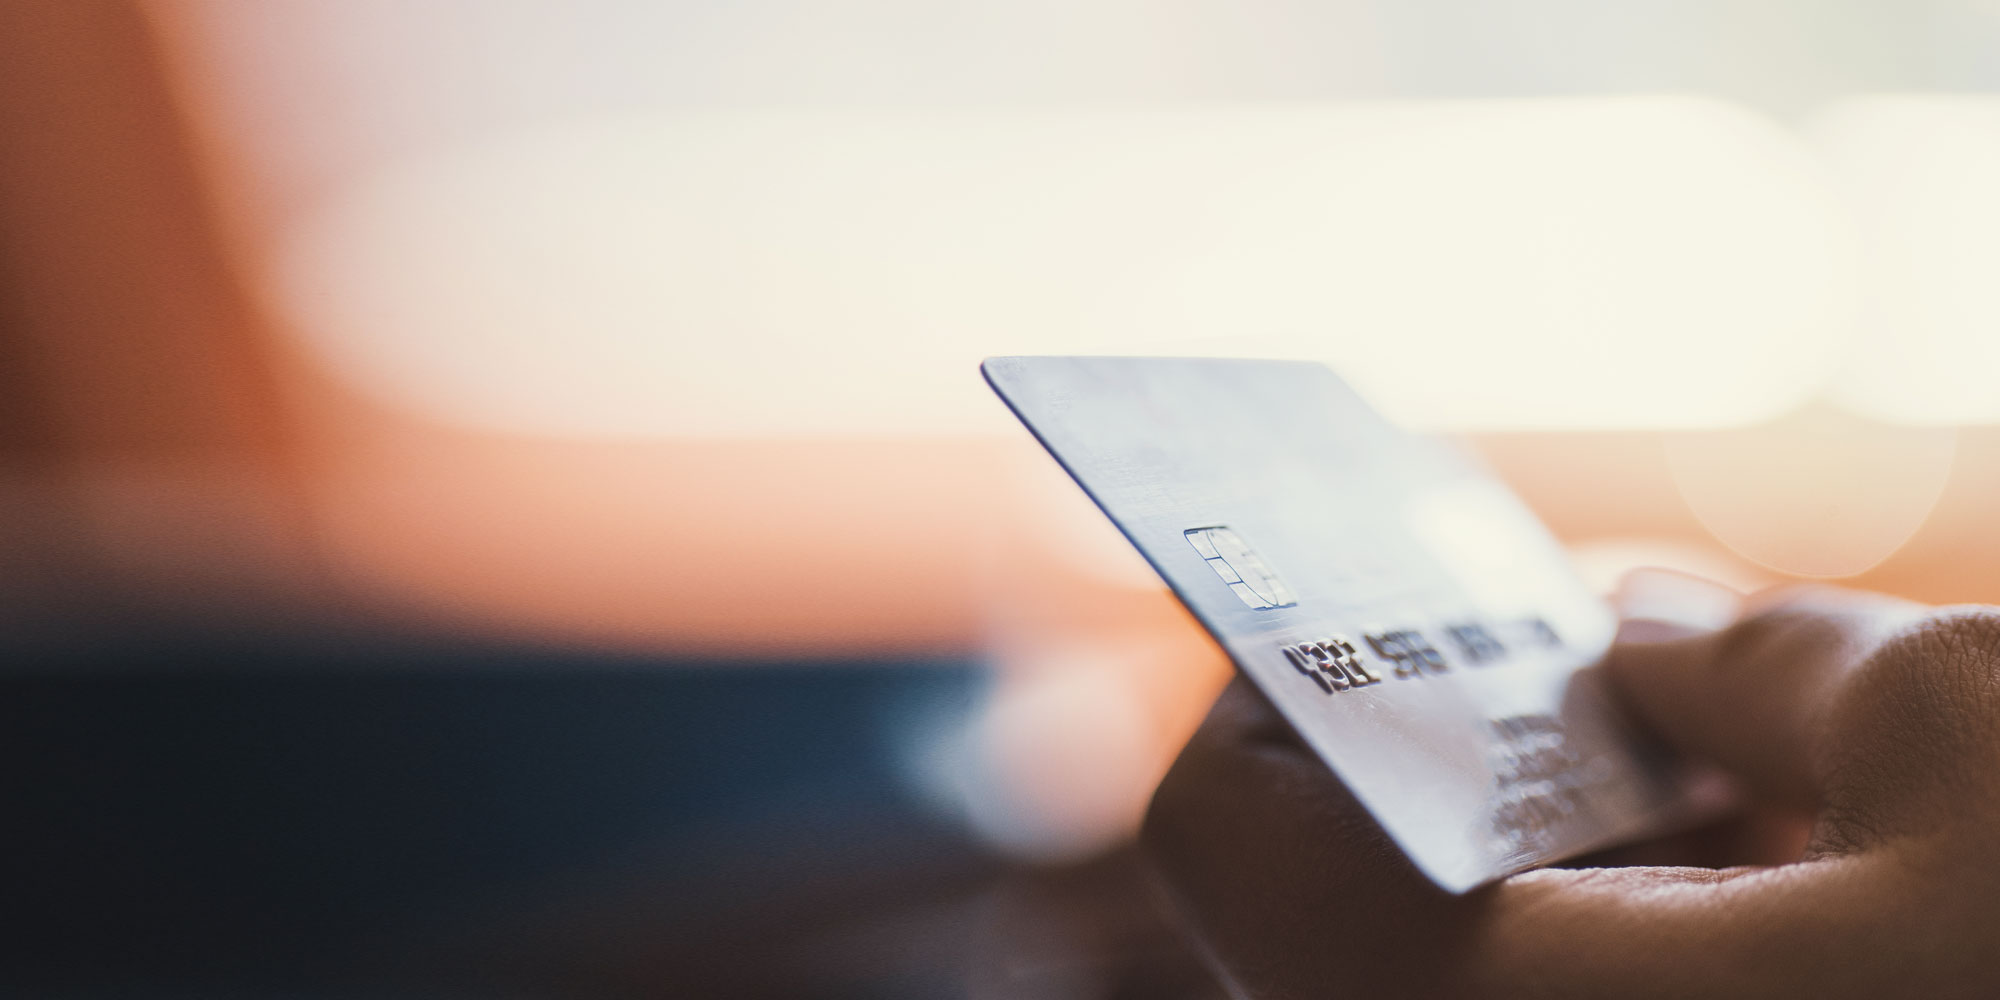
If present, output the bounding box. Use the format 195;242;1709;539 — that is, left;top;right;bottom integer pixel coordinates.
1281;619;1562;695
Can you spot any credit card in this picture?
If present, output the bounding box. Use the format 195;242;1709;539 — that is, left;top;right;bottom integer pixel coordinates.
982;356;1690;892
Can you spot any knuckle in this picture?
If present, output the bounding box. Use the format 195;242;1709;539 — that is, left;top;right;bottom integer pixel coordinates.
1817;607;2000;842
1903;606;2000;666
1726;585;1863;644
1853;607;2000;715
1707;587;1860;680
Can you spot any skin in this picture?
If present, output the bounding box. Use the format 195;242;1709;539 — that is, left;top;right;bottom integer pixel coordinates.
1141;574;2000;998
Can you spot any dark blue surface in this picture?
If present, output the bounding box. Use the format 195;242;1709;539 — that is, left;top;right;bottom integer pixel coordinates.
0;627;992;995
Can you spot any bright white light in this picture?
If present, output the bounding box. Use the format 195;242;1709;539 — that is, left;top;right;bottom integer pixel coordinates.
271;99;1857;435
1809;96;2000;425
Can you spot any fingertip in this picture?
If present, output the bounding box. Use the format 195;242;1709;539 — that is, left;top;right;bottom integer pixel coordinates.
1603;571;1739;736
1601;627;1719;756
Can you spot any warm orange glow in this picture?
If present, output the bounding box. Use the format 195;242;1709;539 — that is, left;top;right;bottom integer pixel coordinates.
1662;405;1958;578
288;383;1195;656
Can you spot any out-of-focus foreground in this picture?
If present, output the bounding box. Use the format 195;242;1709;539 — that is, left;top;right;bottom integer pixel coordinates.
8;2;2000;996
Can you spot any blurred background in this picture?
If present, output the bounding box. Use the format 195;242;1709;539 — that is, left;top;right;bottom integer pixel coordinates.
6;0;2000;995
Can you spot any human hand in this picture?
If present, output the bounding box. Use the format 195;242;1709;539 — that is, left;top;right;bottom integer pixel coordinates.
1142;574;2000;998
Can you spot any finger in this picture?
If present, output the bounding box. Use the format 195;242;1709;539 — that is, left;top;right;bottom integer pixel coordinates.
1141;682;1767;995
1610;577;2000;855
1604;580;1926;811
1141;678;1479;996
1144;677;1967;998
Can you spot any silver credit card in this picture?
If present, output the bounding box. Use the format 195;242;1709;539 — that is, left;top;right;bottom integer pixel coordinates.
983;356;1690;892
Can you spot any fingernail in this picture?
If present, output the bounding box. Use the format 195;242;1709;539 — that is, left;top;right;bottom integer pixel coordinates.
1613;569;1740;638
